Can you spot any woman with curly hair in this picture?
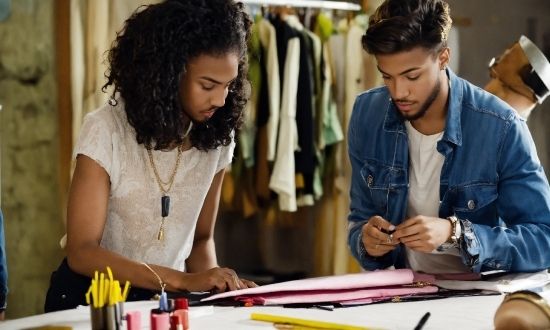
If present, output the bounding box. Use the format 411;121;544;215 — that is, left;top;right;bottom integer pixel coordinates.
45;0;256;312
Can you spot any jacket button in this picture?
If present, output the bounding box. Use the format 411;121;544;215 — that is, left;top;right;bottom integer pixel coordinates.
367;175;373;186
468;200;475;210
62;295;66;299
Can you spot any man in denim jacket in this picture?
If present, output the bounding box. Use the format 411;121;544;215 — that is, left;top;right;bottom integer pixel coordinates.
347;0;550;274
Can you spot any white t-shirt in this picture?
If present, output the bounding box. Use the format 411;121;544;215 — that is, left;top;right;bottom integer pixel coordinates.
404;121;470;274
74;98;235;271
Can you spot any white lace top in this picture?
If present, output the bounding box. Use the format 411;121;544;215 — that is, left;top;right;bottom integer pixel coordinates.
74;99;235;271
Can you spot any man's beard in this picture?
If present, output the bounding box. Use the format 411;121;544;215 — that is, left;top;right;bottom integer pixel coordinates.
394;78;441;121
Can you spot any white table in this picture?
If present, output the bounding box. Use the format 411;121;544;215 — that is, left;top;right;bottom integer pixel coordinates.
0;295;505;330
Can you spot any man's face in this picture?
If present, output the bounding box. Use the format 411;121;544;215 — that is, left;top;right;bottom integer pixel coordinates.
376;47;448;121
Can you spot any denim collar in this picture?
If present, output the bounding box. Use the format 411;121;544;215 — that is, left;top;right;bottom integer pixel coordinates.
383;67;463;147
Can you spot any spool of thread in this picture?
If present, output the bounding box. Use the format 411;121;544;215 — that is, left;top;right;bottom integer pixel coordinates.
170;314;184;330
126;311;141;330
173;310;189;330
166;299;175;312
150;312;170;330
174;298;188;310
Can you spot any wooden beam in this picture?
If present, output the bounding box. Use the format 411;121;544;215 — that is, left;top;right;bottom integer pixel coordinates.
54;0;72;231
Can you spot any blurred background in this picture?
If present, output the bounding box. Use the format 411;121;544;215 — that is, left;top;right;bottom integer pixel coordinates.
0;0;549;319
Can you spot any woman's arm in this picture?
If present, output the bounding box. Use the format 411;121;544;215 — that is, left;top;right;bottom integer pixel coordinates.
66;155;243;293
185;169;225;273
185;168;258;289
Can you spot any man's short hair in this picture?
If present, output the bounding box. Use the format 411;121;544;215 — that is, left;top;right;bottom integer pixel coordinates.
361;0;452;57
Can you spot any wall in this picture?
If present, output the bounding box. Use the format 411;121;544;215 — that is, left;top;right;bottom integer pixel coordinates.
0;0;64;318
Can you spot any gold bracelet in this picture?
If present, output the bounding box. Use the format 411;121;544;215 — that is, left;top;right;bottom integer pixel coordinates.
141;262;166;293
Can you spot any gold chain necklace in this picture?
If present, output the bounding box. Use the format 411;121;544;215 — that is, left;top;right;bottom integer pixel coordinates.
147;122;193;240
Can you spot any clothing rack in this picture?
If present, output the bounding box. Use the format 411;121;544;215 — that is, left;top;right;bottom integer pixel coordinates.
239;0;361;11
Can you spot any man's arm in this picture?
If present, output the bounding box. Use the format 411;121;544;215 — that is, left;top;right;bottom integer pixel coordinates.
461;116;550;273
347;102;401;270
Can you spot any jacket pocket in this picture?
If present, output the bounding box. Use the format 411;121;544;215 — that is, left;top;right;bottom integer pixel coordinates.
361;161;408;219
453;183;498;213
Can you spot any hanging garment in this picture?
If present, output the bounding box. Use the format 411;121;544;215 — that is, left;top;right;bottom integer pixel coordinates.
240;15;263;169
284;15;318;207
328;24;360;275
269;17;301;212
257;18;281;162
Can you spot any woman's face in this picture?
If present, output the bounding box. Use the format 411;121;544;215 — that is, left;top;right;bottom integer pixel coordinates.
179;53;239;123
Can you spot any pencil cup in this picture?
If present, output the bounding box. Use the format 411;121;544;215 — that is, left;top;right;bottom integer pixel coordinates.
106;305;119;330
115;301;124;326
90;305;106;330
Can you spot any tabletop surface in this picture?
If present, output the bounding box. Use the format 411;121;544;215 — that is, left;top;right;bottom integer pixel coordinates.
0;294;506;330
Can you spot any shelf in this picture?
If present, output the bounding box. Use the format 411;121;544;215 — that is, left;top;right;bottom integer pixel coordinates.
239;0;361;11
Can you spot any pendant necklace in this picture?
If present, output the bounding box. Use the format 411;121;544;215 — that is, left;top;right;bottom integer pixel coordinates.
147;121;193;240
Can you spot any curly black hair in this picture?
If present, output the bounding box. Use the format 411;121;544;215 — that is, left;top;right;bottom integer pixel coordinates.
102;0;253;150
362;0;452;57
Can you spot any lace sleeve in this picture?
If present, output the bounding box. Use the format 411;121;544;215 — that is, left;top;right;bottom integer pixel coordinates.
73;113;113;177
215;135;236;174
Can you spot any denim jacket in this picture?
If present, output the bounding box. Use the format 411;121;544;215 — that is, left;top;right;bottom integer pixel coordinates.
347;68;550;273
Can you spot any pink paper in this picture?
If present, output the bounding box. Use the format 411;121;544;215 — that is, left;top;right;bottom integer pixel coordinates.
203;269;435;303
232;285;439;305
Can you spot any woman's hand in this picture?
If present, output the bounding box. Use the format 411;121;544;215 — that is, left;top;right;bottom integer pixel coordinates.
361;216;398;257
183;267;258;293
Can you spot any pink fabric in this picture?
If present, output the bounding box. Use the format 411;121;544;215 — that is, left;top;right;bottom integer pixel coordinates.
202;269;437;305
413;272;438;282
432;273;482;281
230;286;438;305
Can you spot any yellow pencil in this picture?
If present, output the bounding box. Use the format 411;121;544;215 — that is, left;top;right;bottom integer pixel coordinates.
114;280;122;303
104;279;110;302
85;285;92;305
251;313;385;330
274;323;326;330
106;266;114;283
122;280;130;301
93;271;99;307
99;273;105;307
91;279;98;308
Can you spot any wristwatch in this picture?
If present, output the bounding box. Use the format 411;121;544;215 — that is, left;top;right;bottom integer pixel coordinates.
437;216;462;252
446;215;462;248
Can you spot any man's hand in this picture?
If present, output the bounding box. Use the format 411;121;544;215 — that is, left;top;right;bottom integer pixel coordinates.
361;216;398;257
393;216;452;253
